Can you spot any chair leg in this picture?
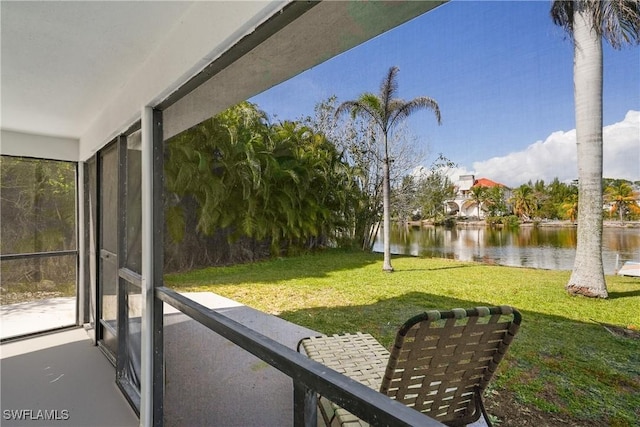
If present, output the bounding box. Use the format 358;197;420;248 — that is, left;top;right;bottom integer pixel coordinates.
477;396;493;427
317;396;336;427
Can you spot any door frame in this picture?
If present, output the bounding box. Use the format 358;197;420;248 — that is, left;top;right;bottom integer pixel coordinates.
89;126;144;415
95;140;119;362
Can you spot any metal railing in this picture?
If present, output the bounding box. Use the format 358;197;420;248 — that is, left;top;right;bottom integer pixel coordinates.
0;250;77;261
156;286;444;427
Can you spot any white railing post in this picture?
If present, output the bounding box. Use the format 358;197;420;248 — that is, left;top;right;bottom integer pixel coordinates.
140;106;155;427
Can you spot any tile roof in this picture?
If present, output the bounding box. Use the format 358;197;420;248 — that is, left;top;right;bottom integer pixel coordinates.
473;178;505;188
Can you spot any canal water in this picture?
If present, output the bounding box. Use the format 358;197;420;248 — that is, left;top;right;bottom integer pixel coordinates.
373;224;640;275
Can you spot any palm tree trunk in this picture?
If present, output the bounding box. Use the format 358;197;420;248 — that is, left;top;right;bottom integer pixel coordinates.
382;133;393;272
618;203;624;223
567;6;607;298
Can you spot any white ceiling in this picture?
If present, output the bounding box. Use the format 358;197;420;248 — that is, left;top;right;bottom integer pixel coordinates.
1;1;195;139
1;1;444;159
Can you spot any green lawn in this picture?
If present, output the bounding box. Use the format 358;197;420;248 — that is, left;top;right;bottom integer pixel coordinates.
165;249;640;426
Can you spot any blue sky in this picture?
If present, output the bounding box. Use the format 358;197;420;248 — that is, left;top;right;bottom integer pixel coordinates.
251;1;640;187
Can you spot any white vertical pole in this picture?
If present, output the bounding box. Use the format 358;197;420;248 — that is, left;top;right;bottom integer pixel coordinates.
76;162;85;327
140;106;154;427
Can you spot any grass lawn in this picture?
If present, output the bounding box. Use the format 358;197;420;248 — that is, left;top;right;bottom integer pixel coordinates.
165;249;640;426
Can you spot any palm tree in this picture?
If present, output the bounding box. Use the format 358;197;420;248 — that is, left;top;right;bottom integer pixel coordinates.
509;185;537;221
551;0;639;298
562;193;579;222
605;181;639;222
469;185;488;220
336;66;441;271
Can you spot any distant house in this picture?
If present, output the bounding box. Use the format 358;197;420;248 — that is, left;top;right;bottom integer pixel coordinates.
445;175;511;218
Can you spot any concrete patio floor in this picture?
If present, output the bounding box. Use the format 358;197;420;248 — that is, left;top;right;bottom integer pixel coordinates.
0;292;321;427
0;327;138;427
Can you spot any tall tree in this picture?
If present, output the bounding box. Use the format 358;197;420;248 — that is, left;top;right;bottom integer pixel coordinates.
312;96;384;250
551;0;639;298
312;96;426;251
335;66;441;271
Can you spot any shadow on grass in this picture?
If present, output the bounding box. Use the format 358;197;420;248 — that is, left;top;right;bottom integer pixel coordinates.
278;291;640;424
166;250;483;288
165;249;382;287
607;288;640;299
278;291;640;351
279;291;501;347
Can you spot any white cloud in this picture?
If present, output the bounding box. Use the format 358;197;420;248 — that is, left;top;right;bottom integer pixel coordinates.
602;110;640;181
457;110;639;188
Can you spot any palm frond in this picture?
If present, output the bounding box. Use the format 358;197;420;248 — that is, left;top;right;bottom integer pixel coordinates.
358;93;383;113
390;96;442;129
600;0;640;48
551;0;640;49
380;66;400;107
334;100;360;119
335;97;383;128
551;0;575;35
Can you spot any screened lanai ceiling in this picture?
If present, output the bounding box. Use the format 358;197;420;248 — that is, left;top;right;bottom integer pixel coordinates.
1;1;193;138
1;1;444;160
0;1;270;140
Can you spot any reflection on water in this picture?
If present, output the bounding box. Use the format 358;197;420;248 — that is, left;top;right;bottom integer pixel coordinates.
373;225;640;275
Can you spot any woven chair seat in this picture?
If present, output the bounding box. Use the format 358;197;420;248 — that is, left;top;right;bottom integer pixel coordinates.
300;333;388;426
298;306;521;427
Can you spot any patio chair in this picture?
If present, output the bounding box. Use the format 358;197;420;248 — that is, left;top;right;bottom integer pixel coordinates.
298;306;521;427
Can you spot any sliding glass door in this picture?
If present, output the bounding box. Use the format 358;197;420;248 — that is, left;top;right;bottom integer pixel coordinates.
89;129;142;413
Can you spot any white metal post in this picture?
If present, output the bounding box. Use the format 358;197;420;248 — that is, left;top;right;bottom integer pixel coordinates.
140;106;155;427
76;162;86;332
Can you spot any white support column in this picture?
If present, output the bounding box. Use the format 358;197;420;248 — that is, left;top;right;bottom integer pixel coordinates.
140;106;155;427
76;162;86;328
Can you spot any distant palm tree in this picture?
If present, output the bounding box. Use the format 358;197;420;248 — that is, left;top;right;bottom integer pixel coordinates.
336;66;441;271
469;185;488;219
605;181;639;222
562;193;579;222
509;185;537;221
551;0;640;298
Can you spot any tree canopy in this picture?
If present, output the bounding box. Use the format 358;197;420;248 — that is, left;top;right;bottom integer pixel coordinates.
163;102;359;269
